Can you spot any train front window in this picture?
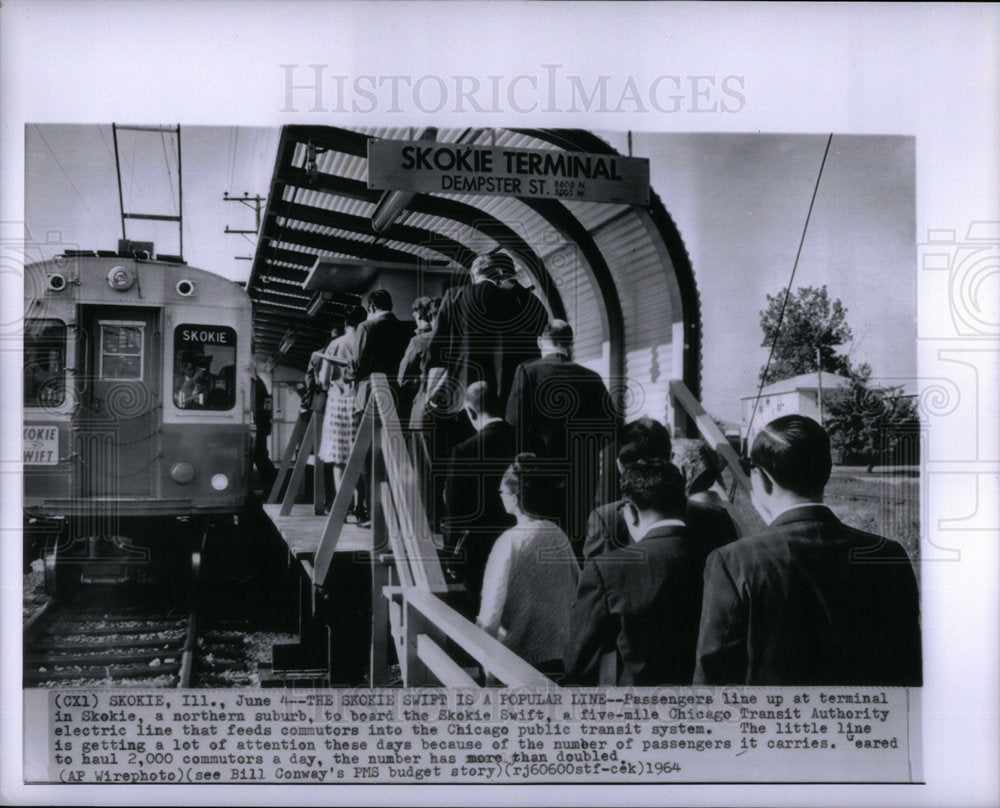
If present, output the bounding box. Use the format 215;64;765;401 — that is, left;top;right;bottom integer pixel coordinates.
99;321;145;379
24;319;66;408
173;324;237;410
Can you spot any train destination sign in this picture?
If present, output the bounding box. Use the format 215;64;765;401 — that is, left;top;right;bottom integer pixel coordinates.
175;325;235;347
368;139;650;204
23;425;58;465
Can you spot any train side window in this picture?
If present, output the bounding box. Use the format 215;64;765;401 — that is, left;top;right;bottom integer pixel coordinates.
173;324;237;410
99;320;145;379
24;318;66;408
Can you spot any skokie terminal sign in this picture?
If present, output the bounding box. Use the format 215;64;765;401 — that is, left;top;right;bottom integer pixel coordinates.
368;139;650;204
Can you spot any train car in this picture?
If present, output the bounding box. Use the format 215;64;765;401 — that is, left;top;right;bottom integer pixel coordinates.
23;250;254;592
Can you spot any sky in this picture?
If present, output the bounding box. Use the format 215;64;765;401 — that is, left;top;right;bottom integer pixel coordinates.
25;125;915;424
25;124;281;283
5;10;996;802
602;131;917;422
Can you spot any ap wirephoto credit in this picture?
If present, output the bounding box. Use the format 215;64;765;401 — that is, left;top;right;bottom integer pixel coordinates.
19;123;923;786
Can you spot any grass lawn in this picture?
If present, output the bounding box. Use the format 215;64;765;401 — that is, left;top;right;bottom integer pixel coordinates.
720;465;921;567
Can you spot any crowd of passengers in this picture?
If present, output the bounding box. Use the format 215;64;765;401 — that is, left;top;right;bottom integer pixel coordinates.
295;251;921;687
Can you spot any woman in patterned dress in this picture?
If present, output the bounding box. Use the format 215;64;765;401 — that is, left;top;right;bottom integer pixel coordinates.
318;306;367;501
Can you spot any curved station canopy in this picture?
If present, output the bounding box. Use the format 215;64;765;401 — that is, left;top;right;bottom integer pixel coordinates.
247;126;702;423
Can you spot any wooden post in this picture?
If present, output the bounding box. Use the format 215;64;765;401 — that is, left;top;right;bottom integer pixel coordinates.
817;345;824;426
403;598;431;686
314;422;326;516
370;557;391;686
313;404;374;587
280;412;318;516
368;422;390;686
313;462;326;515
385;583;406;683
267;411;308;504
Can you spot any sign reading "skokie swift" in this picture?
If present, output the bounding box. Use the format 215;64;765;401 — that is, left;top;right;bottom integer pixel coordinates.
367;139;650;205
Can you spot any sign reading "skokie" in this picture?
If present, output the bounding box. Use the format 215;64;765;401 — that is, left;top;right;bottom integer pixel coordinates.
368;139;650;205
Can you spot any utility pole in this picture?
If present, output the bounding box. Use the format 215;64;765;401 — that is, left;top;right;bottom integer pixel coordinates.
223;191;265;261
816;344;824;426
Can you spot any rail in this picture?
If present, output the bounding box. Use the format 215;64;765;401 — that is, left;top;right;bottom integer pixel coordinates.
268;376;738;686
279;373;554;688
669;379;752;496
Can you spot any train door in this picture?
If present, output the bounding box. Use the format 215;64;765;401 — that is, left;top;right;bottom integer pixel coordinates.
270;381;303;462
78;307;160;498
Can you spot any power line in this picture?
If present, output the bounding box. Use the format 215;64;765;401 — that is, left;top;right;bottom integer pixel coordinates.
246;127;261;192
32;124;102;229
160;130;177;213
226;126;235;190
96;124;116;162
745;133;834;445
123;129;150;208
228;126;239;192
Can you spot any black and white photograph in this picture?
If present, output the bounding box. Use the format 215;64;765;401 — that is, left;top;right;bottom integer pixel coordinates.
2;2;997;806
19;123;923;691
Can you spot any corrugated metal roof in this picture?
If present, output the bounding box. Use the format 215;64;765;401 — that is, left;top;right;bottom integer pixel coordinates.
246;126;702;421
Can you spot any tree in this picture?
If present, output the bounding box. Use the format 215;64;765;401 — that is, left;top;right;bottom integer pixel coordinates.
824;364;919;472
758;285;853;385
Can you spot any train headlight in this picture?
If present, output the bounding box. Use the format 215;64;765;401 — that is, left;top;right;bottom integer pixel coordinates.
107;265;136;291
170;462;195;484
210;473;229;491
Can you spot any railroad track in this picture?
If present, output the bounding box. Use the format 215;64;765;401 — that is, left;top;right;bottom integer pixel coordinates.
23;574;200;688
23;552;258;688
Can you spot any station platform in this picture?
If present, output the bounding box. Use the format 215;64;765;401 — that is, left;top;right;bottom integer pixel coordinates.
261;503;372;568
258;503;375;687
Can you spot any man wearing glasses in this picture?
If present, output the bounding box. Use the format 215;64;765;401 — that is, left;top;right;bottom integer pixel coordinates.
694;415;922;686
564;459;706;686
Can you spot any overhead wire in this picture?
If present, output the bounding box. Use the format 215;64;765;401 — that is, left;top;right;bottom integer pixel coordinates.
160;130;177;214
96;124;116;162
246;127;261;193
744;133;834;448
32;124;102;229
127;130;140;204
229;126;239;192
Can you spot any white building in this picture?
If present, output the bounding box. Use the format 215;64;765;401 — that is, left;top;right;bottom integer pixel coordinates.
740;371;853;448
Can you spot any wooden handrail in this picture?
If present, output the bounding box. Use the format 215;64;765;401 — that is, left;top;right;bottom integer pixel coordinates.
669;379;751;497
307;372;555;687
416;634;478;687
380;484;414;588
404;588;553;687
370;375;448;592
287;374;758;688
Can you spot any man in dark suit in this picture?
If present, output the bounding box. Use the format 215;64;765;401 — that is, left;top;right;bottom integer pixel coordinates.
353;289;415;522
564;459;705;686
442;381;518;609
694;415;922;686
428;251;548;413
506;319;619;546
250;364;276;491
581;417;738;561
354;288;415;414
